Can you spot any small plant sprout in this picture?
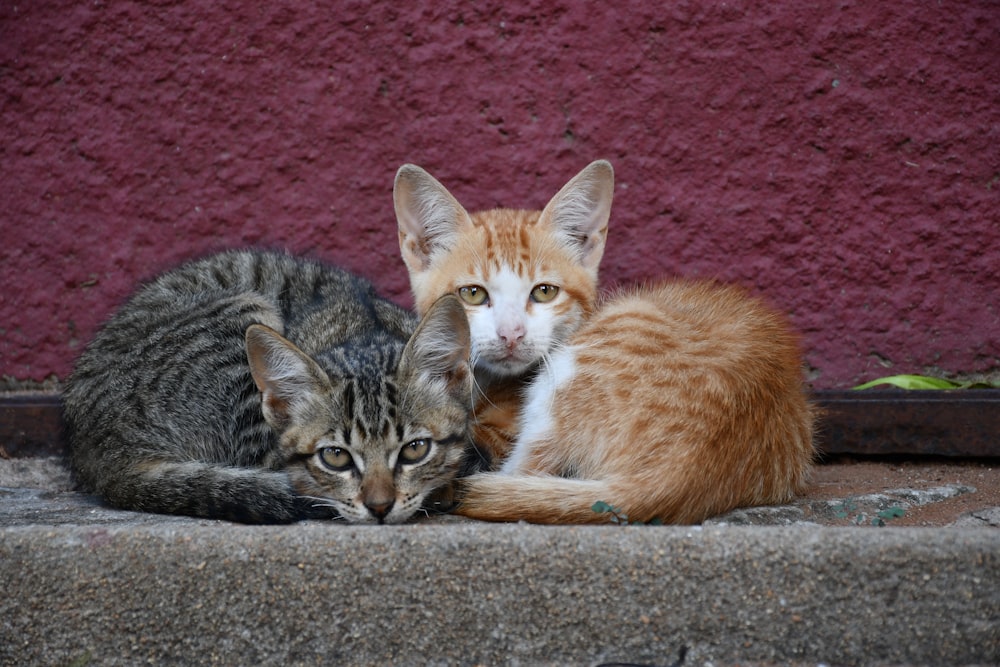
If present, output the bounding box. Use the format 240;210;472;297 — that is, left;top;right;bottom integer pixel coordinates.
591;501;663;526
853;374;999;390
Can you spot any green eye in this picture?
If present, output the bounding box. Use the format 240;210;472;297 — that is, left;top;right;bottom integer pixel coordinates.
530;284;560;303
399;439;431;464
318;446;354;471
458;285;489;306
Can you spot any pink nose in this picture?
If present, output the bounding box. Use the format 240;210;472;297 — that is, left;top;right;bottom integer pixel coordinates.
499;326;525;348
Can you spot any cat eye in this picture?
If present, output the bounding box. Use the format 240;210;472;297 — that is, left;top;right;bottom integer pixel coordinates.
399;438;431;464
458;285;489;306
318;446;354;471
530;284;560;303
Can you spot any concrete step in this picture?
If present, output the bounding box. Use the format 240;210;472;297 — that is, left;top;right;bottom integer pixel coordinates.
2;486;998;666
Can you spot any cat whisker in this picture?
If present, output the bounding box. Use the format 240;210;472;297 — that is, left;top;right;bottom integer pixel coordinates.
300;495;337;508
468;440;488;462
299;495;350;522
468;362;503;418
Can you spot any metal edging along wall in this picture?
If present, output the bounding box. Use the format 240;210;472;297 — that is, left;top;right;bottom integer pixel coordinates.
1;391;998;459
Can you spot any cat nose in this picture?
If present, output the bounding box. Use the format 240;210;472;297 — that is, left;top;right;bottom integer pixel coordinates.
498;326;525;347
364;498;395;522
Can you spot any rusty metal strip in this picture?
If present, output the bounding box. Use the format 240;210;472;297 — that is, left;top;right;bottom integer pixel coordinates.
814;389;1000;458
0;394;66;458
2;391;999;459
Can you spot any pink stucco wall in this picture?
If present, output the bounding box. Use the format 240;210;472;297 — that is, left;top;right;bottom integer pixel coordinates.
2;1;998;388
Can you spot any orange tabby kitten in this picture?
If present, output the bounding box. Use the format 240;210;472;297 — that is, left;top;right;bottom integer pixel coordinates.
394;160;815;524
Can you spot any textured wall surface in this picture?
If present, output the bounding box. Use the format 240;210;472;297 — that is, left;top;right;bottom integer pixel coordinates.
2;1;998;388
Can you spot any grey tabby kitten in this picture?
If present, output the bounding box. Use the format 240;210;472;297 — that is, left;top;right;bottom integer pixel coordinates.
64;250;474;524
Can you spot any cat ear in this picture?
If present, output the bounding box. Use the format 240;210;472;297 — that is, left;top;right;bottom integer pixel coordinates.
394;164;474;272
538;159;614;272
245;324;329;429
399;294;472;402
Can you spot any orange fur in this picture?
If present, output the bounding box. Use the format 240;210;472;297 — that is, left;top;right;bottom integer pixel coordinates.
394;161;815;524
457;281;816;524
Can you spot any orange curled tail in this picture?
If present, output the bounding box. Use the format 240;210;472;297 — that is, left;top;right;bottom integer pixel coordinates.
454;474;628;525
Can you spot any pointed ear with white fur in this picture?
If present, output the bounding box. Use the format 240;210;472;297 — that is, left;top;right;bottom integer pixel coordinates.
398;294;472;403
538;160;614;272
394;164;474;274
245;324;330;430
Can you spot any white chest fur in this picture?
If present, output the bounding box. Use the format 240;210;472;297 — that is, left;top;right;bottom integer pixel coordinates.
499;345;578;475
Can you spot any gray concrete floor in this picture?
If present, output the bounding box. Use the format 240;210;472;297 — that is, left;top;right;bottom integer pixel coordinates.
2;457;999;666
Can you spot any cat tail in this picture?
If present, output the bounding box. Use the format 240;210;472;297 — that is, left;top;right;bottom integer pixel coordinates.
454;473;654;525
104;461;330;524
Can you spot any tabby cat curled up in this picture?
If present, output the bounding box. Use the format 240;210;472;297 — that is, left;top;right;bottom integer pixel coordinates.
64;250;473;524
394;160;816;524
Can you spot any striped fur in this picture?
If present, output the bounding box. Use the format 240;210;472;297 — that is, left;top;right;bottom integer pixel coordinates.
394;161;816;525
64;250;473;524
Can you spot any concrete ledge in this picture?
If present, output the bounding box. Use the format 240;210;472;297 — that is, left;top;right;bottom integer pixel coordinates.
2;490;998;666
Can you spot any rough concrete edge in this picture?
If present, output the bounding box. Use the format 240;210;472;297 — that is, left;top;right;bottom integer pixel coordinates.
2;520;998;667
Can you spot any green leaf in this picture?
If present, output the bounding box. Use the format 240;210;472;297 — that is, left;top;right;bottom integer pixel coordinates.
877;507;906;520
592;501;613;514
853;374;962;391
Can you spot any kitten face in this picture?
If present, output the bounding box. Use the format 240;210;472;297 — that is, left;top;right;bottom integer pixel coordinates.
429;212;595;377
276;378;468;524
248;295;472;524
394;161;614;379
460;265;556;376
